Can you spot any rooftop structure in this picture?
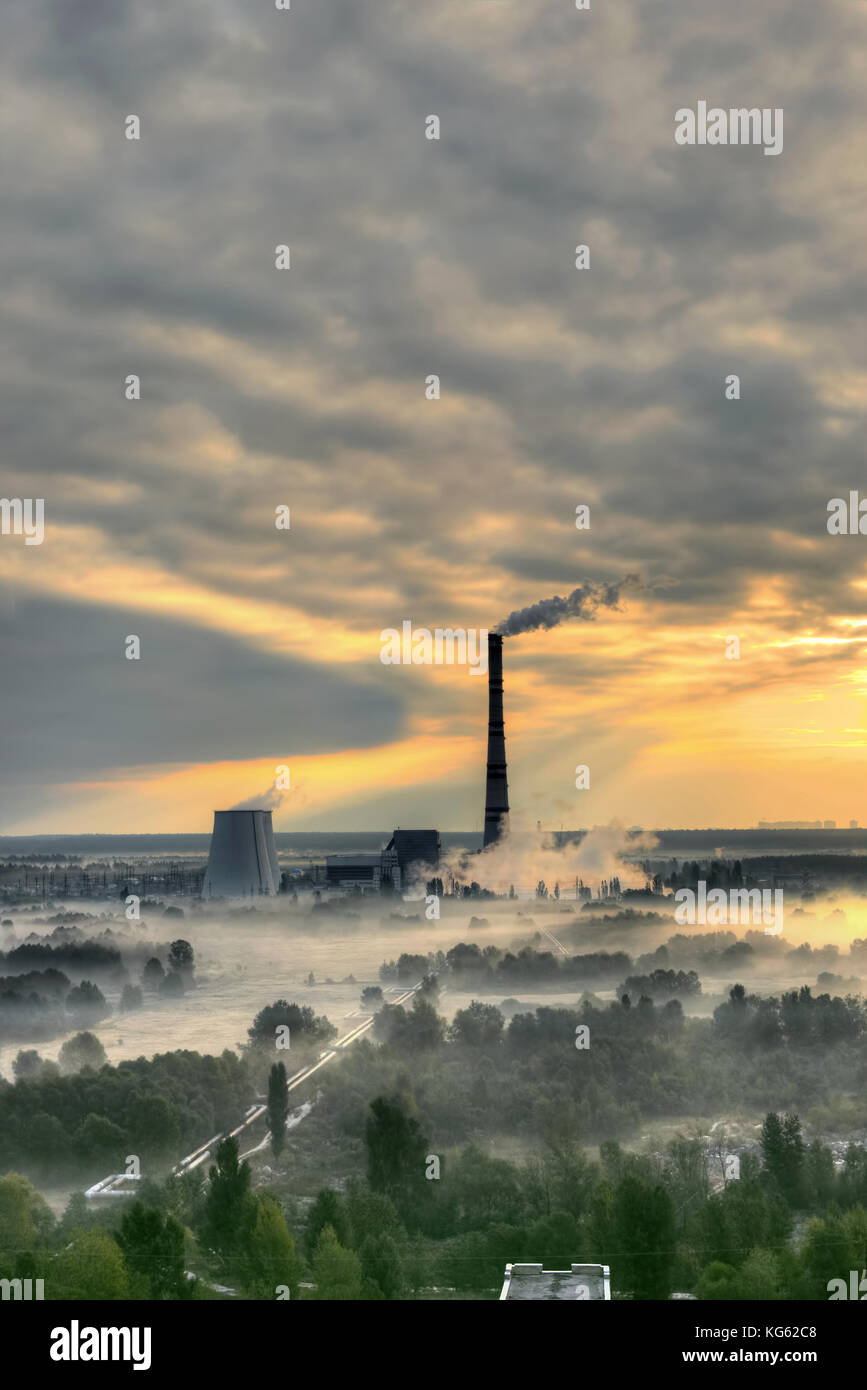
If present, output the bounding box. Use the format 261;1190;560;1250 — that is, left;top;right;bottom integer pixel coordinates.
499;1263;611;1301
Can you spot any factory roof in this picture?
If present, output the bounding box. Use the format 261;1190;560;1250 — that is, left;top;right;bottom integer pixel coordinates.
385;828;441;868
499;1263;611;1301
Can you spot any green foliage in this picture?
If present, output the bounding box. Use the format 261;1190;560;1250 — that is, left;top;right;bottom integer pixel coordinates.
58;1029;108;1075
117;1201;187;1300
761;1111;807;1206
448;1001;504;1049
611;1175;676;1300
53;1229;130;1300
200;1137;256;1260
0;1047;252;1175
365;1094;429;1200
373;996;445;1051
345;1183;403;1249
242;1197;303;1299
305;1189;349;1261
12;1050;45;1082
359;1232;404;1298
267;1062;289;1157
310;1225;362;1300
0;1172;55;1252
247;1000;336;1048
797;1205;867;1298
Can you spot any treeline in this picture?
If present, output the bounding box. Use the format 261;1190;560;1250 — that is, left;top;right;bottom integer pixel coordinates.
0;937;195;1043
4;1103;867;1300
380;944;634;989
0;974;111;1042
322;982;867;1151
307;1099;867;1299
0;1048;250;1176
380;936;867;997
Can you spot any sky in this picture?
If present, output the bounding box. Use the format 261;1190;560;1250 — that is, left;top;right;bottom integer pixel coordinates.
2;0;867;834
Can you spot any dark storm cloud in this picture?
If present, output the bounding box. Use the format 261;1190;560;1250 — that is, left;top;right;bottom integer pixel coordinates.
1;0;866;826
0;597;403;782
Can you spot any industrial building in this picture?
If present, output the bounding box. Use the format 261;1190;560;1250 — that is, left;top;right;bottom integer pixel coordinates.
325;852;386;891
324;828;440;893
385;828;440;876
202;809;281;898
499;1263;612;1301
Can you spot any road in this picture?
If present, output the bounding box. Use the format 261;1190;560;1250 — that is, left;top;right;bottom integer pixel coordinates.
172;981;423;1174
84;977;439;1196
539;927;570;958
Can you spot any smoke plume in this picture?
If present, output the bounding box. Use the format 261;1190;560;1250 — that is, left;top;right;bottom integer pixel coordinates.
230;785;285;812
495;574;641;637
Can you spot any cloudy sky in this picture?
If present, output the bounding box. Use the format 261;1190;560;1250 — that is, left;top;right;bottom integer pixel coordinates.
2;0;867;834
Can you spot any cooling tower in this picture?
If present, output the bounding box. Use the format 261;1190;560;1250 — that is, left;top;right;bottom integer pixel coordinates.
483;632;510;847
202;810;281;898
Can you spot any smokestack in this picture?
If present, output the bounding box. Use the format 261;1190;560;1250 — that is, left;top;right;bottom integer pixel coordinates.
202;810;281;899
483;632;510;847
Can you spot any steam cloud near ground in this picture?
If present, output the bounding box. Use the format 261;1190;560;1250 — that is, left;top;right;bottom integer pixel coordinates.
436;819;659;898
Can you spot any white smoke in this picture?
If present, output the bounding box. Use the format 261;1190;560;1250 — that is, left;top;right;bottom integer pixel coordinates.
230;785;285;812
441;818;659;899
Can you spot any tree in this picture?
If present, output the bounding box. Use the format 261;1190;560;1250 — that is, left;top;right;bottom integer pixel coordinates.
201;1137;256;1259
120;984;143;1011
118;1201;186;1300
128;1093;181;1157
54;1229;130;1300
612;1175;676;1300
12;1050;45;1082
24;1111;70;1164
345;1184;403;1250
142;958;165;991
310;1225;363;1300
798;1205;867;1298
760;1111;806;1206
448;1001;504;1049
305;1189;349;1261
65;981;110;1025
365;1095;429;1199
359;1233;404;1298
243;1197;303;1299
59;1031;107;1075
267;1062;289;1157
168;939;195;976
247;1000;335;1048
74;1112;126;1163
0;1173;54;1252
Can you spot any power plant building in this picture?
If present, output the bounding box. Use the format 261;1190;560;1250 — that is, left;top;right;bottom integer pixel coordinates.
385;829;440;876
324;829;440;893
202;810;281;898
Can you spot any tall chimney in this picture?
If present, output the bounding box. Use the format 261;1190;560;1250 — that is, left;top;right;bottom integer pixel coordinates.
483;632;510;847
